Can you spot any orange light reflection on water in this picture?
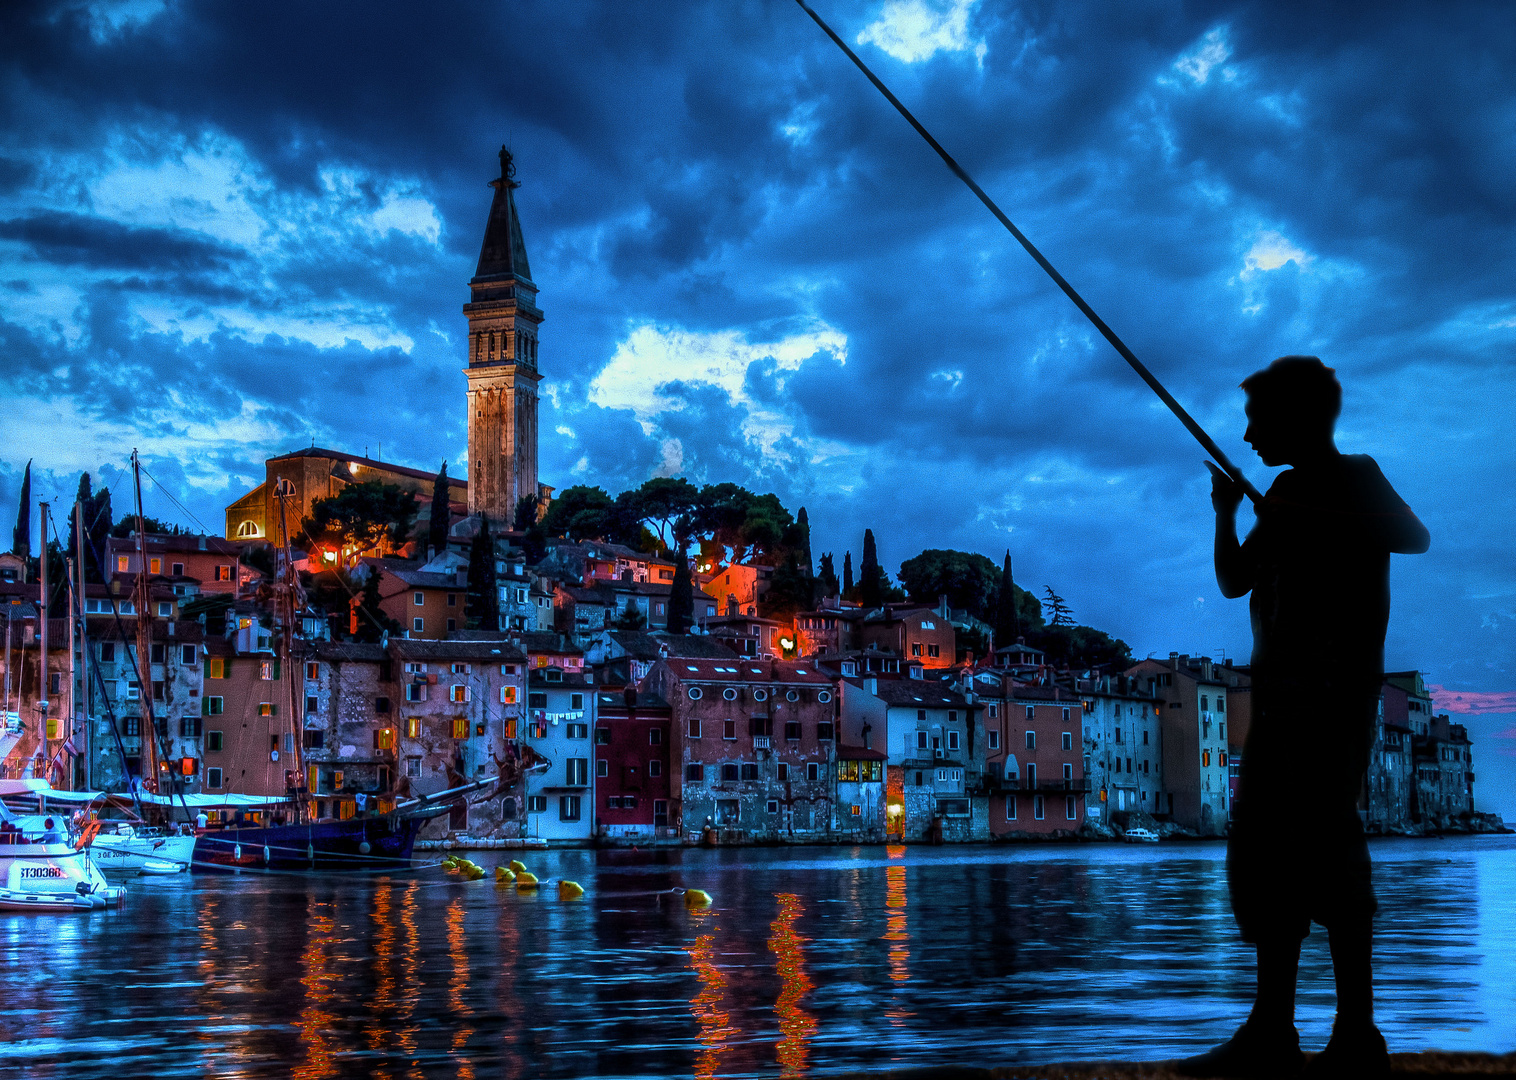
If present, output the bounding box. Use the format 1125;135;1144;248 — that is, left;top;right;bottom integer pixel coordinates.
686;913;737;1080
293;899;338;1080
767;893;817;1078
883;861;912;1024
446;896;476;1080
368;883;396;1079
398;880;423;1078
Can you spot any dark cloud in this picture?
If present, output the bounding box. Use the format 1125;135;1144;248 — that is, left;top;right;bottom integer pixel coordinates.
0;211;246;272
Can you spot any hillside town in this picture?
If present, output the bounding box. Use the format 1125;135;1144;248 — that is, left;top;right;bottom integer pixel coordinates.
0;148;1491;847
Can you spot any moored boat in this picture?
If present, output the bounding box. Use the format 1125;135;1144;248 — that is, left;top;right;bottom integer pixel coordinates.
0;781;124;911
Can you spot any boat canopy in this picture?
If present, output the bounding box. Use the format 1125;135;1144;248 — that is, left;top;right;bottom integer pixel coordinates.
0;779;291;809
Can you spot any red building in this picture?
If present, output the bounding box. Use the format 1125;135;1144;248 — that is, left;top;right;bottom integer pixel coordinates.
593;685;673;840
985;686;1089;837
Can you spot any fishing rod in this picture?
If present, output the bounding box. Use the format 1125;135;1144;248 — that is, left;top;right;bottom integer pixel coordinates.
793;0;1264;506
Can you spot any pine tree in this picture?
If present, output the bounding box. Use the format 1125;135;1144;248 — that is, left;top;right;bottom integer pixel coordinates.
667;546;694;634
465;517;500;631
1042;585;1074;627
859;528;886;608
11;460;30;564
427;462;450;558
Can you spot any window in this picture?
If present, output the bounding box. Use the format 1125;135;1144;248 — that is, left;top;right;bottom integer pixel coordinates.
120;716;140;736
149;558;165;575
723;720;736;740
988;730;1000;750
207;696;224;715
948;730;960;751
655;799;669;827
528;692;547;709
413;592;425;607
413;617;424;633
606;796;621;810
1202;749;1212;767
927;644;939;658
807;762;820;782
1006;796;1017;821
1026;763;1037;787
722;687;738;701
567;722;588;739
182;645;197;665
1066;796;1076;820
446;619;456;632
570;692;584;711
500;686;517;704
405;683;425;702
376;696;391;713
207;730;223;752
649;728;662;745
1217;696;1225;714
753;689;768;702
1062;731;1073;751
447;593;457;608
306;695;319;714
644;759;660;779
157;602;172;618
1064;762;1073;785
405;717;421;738
100;641;116;663
566;759;588;786
688;717;701;739
817;722;834;742
527;796;548;813
406;757;422;778
1116;727;1124;744
740;763;759;781
685;763;703;782
688;686;703;700
449;685;470;703
1142;730;1149;745
260;660;278;680
911;643;922;657
786;690;799;702
303;730;324;750
150;643;166;664
785;721;801;741
452;718;469;739
1025;731;1036;750
721;762;740;782
205;767;223;789
179;717;203;737
214;565;232;582
766;800;779;814
116;555;129;573
917;731;928;750
1034;795;1045;820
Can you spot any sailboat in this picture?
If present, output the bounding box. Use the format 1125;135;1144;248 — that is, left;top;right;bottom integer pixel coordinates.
0;778;124;911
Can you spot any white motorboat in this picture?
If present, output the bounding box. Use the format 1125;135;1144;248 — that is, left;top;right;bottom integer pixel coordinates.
1122;826;1160;843
89;821;195;875
0;781;125;912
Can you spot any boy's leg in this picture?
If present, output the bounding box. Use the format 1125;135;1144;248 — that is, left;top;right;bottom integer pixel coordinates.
1176;934;1305;1077
1304;920;1389;1079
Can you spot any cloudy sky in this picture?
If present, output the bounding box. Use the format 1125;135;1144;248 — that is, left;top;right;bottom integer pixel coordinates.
2;1;1513;810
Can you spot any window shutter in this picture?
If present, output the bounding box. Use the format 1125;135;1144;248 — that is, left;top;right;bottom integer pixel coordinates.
272;660;281;680
202;696;210;716
271;704;278;716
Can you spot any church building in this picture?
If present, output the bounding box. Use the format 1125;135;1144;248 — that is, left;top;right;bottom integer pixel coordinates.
224;148;550;544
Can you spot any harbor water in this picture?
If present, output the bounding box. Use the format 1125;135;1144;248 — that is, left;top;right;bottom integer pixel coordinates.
2;835;1512;1078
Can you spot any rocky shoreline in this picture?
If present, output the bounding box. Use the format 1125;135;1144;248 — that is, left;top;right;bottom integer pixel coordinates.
838;1051;1516;1078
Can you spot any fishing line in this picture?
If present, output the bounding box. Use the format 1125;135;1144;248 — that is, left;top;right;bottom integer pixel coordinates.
793;0;1262;504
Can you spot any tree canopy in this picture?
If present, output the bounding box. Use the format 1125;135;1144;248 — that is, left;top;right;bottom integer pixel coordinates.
427;462;450;556
897;549;1000;618
301;480;418;558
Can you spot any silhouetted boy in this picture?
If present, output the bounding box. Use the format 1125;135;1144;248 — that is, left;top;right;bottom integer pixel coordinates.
1180;357;1429;1079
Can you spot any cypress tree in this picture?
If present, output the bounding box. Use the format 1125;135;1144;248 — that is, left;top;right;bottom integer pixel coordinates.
465;517;500;632
994;549;1021;645
427;463;450;557
796;506;813;578
67;473;90;568
842;551;854;595
667;545;694;634
817;552;839;598
858;528;884;608
11;459;30;565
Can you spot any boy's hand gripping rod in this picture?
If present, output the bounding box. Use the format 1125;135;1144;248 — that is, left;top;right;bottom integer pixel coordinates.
794;0;1264;506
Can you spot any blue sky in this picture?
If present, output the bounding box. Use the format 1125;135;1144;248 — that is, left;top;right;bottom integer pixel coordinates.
2;1;1513;812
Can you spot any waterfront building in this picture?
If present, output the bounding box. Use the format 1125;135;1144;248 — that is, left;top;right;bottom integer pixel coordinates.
584;630;737;685
0;597;79;786
1128;654;1234;834
522;665;596;841
699;561;771;617
105;532;259;596
791;597;866;657
1071;673;1164;825
648;657;837;840
838;674;980;841
593;685;673;840
1369;677;1418;830
984;679;1088;837
835;744;888;840
373;561;469;640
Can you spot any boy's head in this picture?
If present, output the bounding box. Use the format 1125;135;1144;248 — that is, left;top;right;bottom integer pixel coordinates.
1241;355;1341;466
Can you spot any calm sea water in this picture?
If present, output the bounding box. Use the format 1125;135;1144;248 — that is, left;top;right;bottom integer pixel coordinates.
2;836;1512;1078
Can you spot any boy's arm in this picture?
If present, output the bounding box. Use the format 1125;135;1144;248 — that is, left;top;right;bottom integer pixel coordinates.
1209;464;1254;598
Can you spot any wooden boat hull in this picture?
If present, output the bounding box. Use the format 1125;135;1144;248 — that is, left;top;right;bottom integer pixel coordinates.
191;815;427;873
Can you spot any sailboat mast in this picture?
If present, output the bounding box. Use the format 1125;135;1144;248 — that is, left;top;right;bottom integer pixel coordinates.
65;555;76;790
38;501;49;779
275;492;306;821
75;498;90;788
132;451;158;791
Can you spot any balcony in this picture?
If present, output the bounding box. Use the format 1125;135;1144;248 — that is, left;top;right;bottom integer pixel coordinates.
752;736;771;750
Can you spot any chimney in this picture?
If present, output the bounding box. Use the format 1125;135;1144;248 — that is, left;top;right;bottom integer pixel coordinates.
1201;657;1213;681
198;535;206;551
1169;651;1180;669
867;677;878;695
770;658;780;681
938;593;949;617
621;570;632;582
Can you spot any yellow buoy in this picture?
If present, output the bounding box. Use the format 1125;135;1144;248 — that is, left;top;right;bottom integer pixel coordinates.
494;866;516;884
684;889;712;909
557;879;584;901
515;871;539;890
508;859;527;874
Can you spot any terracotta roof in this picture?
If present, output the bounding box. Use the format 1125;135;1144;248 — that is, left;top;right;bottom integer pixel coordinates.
389;640;527;662
660;658;834;686
845;676;971;707
837;744;888;761
607;632;738;660
268;447;466;489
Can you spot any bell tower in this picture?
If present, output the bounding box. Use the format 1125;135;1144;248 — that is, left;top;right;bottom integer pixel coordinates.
463;147;542;527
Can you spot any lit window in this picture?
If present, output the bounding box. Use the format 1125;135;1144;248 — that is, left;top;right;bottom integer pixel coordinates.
452;718;469;739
